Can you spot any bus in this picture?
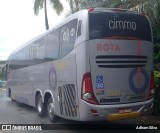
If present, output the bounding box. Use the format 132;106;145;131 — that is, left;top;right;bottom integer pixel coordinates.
4;8;154;122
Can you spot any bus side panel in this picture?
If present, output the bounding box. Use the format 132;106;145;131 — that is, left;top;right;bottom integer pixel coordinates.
75;41;91;120
28;49;79;120
7;66;33;105
52;50;80;120
30;62;50;107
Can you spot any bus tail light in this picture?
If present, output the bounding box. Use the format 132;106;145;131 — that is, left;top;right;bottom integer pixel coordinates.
88;8;94;13
81;73;99;105
148;71;154;99
140;12;146;16
90;109;99;116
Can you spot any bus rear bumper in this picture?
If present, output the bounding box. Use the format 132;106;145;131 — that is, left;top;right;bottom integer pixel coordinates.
79;98;153;121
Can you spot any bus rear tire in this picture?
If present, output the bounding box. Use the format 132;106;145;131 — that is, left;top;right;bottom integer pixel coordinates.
36;94;45;117
47;97;57;122
9;88;14;102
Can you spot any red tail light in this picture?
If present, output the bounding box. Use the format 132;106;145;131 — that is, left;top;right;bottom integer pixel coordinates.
81;73;99;105
88;8;94;13
148;71;154;99
140;12;146;16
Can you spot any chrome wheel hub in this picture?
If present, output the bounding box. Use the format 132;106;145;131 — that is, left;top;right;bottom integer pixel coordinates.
48;102;54;118
38;100;42;112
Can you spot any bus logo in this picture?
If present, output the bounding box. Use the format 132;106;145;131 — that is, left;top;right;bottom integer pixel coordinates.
129;68;149;94
109;19;137;30
97;43;120;52
49;65;57;90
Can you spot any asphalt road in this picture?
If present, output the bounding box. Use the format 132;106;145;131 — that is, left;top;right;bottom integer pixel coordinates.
0;88;159;133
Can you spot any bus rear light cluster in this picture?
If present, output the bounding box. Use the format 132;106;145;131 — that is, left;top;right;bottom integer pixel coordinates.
140;12;146;16
88;8;94;13
90;109;99;116
81;73;99;105
148;71;154;99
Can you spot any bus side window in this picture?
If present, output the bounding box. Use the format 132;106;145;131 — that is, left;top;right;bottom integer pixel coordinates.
47;29;60;61
35;37;47;61
9;48;27;70
61;19;78;58
77;20;82;37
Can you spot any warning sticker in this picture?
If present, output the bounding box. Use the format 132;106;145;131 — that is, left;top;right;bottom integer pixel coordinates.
96;83;104;89
96;76;103;83
96;76;105;95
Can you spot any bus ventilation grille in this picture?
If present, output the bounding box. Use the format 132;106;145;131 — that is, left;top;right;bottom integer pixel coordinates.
96;55;147;68
58;84;77;117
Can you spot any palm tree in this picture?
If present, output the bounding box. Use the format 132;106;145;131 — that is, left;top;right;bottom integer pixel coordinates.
34;0;63;30
66;0;109;17
129;0;160;63
130;0;160;24
66;0;80;14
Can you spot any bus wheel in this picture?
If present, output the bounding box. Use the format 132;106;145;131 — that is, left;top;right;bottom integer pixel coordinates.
36;94;44;117
47;97;57;122
9;89;14;102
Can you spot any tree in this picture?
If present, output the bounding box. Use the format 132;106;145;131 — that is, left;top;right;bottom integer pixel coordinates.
66;0;78;14
0;61;6;80
78;0;109;9
34;0;63;30
129;0;160;63
66;0;109;16
65;0;79;17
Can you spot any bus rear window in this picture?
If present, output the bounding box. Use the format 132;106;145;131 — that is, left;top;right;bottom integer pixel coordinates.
89;12;152;42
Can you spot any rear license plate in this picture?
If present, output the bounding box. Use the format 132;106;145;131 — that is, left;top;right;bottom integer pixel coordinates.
119;108;131;114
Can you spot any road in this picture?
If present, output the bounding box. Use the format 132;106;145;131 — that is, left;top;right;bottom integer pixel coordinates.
0;88;159;133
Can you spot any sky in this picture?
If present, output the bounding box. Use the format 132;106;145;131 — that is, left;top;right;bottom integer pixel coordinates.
0;0;70;60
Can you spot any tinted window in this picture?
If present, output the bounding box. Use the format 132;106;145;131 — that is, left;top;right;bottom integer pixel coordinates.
89;12;152;42
35;37;47;60
60;19;78;57
47;29;60;60
77;20;82;37
12;48;26;60
29;43;36;60
27;37;47;65
9;48;28;70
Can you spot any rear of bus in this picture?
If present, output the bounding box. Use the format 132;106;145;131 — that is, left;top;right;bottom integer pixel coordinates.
79;8;154;121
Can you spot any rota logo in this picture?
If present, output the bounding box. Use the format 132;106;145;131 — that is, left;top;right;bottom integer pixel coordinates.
49;65;57;90
97;43;120;52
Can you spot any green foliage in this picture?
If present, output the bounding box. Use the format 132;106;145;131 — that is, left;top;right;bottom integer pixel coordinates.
66;0;110;16
50;0;63;15
0;61;7;80
0;61;7;65
153;70;160;115
153;20;160;63
66;0;80;17
66;0;79;14
154;43;160;63
33;0;63;30
33;0;44;16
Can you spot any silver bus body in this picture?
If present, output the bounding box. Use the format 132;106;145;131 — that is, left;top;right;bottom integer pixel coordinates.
6;8;154;121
